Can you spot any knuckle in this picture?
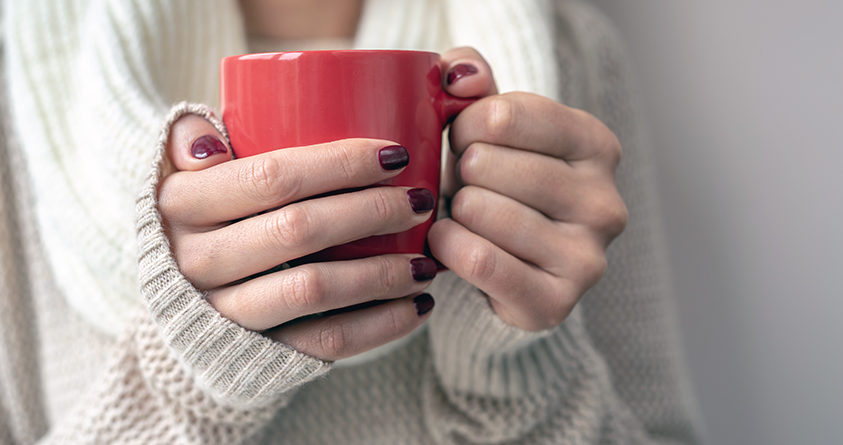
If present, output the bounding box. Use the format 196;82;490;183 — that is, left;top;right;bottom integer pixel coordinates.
526;280;569;330
587;192;629;236
282;266;322;313
588;253;609;284
240;156;293;205
607;199;630;237
318;320;349;359
458;143;484;184
384;305;402;336
374;256;398;296
176;247;210;287
466;243;497;283
222;287;261;327
546;281;578;326
575;108;600;130
369;188;394;222
578;246;609;287
545;304;571;329
603;131;623;166
592;126;622;167
581;111;622;165
483;96;517;140
206;289;235;320
267;205;312;248
329;141;359;181
449;187;477;225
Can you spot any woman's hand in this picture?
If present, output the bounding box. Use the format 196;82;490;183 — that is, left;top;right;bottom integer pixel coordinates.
430;48;629;332
158;115;438;361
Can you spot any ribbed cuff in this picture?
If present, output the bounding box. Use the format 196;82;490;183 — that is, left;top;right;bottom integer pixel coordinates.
427;272;596;398
135;102;330;409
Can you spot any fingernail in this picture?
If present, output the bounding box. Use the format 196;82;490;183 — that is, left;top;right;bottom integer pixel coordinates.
191;135;228;160
410;257;437;282
407;188;435;213
446;63;479;85
378;145;409;171
413;293;435;316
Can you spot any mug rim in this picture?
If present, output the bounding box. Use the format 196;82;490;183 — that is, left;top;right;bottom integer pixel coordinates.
222;49;439;63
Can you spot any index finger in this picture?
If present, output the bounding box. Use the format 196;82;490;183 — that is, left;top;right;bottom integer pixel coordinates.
158;138;407;227
449;92;621;166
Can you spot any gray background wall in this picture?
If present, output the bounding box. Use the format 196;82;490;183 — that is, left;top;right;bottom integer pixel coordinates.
590;1;843;444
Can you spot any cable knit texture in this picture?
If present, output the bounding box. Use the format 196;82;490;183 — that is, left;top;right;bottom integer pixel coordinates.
0;0;701;443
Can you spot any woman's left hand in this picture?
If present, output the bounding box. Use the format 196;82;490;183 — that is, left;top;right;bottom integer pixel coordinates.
429;48;629;332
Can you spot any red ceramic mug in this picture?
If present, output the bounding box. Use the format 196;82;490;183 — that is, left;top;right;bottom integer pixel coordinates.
220;50;475;261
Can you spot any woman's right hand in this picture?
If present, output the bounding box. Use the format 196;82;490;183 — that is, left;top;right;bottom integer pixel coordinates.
157;115;438;361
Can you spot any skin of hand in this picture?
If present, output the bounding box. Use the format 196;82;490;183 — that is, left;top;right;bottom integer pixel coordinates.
158;46;627;364
160;121;440;361
432;47;628;332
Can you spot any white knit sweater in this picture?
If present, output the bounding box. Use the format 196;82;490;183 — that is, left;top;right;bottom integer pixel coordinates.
0;0;701;443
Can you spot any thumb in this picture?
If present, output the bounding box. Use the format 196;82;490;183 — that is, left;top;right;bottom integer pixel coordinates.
440;47;498;98
165;114;232;175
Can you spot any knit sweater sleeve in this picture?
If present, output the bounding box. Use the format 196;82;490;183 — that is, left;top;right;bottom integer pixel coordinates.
4;0;250;335
4;1;332;443
33;103;332;444
421;2;701;443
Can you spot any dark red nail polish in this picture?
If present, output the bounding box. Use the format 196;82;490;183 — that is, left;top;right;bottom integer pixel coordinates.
413;293;435;316
407;188;435;213
191;135;228;160
446;63;479;85
378;145;409;170
410;257;437;282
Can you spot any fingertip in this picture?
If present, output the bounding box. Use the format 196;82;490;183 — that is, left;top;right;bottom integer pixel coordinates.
412;293;435;316
443;60;494;98
426;218;459;266
167;114;232;172
270;294;431;361
440;47;498;98
378;144;409;171
332;138;408;175
427;218;490;277
446;63;479;86
428;217;458;238
407;187;436;214
190;134;229;161
410;257;437;282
